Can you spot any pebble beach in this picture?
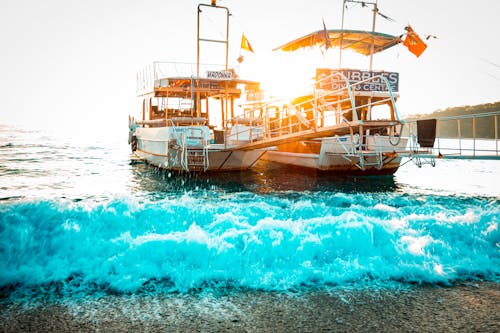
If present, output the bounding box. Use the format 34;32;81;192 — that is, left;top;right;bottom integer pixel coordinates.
1;282;498;332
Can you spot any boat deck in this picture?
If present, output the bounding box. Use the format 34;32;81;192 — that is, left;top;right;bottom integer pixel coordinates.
235;120;400;150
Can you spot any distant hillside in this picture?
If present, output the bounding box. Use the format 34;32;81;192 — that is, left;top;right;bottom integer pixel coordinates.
408;101;500;120
406;101;500;139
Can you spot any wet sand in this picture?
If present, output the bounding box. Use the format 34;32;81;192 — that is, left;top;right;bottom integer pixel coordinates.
1;282;499;332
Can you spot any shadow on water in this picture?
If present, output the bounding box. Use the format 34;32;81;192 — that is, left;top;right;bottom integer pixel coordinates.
128;160;399;196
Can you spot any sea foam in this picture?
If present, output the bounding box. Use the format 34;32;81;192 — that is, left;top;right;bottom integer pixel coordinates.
0;193;498;294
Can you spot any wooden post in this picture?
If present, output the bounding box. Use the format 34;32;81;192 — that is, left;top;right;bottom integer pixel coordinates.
205;97;209;127
313;86;318;130
221;98;225;128
165;93;170;127
389;102;395;121
230;97;235;120
149;97;153;122
142;99;145;122
196;92;201;118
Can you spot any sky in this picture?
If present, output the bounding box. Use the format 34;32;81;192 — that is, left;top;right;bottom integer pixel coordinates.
0;0;499;139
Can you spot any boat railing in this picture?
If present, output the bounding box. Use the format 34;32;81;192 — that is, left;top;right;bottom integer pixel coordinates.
404;110;500;159
185;126;210;171
224;72;356;144
228;70;400;145
136;61;226;95
220;69;404;152
274;71;400;131
167;119;211;171
167;119;188;170
352;74;400;121
315;71;358;122
223;98;278;145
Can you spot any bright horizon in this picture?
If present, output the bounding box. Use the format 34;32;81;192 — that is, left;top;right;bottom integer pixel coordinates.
1;0;499;139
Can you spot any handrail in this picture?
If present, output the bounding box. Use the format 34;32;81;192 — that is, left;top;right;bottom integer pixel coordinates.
347;73;400;121
224;69;402;147
167;119;188;171
433;110;500;121
316;71;358;121
404;110;500;159
168;121;210;171
136;61;227;94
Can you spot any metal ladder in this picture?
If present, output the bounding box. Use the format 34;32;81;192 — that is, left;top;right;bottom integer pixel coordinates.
332;134;384;171
167;118;210;172
356;148;384;171
342;144;384;171
185;149;207;171
184;128;210;172
407;134;436;168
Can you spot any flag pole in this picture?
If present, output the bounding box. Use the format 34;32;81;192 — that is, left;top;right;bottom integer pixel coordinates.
369;0;378;71
339;0;346;68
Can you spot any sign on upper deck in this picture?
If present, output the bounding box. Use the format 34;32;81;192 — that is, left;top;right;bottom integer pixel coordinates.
316;68;399;92
206;70;234;80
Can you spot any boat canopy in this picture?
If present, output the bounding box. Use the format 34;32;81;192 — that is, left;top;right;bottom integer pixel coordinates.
274;29;402;55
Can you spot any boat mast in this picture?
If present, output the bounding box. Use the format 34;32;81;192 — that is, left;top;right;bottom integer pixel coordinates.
339;0;378;71
196;1;231;122
196;1;230;77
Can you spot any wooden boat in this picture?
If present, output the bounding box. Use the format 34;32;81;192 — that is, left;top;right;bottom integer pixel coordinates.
128;2;268;172
255;61;408;175
254;1;411;174
128;0;433;175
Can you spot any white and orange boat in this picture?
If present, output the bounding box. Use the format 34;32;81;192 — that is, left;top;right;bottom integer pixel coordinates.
128;2;269;172
254;1;414;174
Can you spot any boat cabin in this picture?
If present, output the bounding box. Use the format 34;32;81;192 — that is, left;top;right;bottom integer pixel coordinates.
135;65;261;142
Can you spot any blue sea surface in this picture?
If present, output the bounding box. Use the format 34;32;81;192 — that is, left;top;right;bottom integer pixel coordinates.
0;124;499;297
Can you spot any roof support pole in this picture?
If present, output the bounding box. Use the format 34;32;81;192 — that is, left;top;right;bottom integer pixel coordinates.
369;1;378;71
341;0;378;70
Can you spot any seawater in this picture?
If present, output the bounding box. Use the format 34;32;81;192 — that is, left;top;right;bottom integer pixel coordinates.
0;124;499;297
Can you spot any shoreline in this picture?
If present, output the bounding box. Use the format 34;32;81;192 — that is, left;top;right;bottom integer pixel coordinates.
1;281;499;332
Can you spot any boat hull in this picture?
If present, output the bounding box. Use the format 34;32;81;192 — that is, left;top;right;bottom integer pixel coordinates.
136;148;266;172
261;135;408;175
134;127;266;172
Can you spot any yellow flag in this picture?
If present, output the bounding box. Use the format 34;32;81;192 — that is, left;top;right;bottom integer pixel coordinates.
241;34;254;53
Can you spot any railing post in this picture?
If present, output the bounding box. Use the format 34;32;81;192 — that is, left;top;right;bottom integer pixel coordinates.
495;114;498;156
472;116;476;158
265;108;270;139
436;120;440;153
457;119;461;155
249;123;253;143
313;85;318;130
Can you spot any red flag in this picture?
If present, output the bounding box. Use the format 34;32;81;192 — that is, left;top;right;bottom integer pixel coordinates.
404;25;427;57
241;34;254;53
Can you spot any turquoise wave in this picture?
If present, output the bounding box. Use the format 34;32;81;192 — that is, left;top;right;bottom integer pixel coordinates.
1;193;498;294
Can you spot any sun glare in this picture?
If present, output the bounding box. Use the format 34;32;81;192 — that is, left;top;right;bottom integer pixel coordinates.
237;47;379;104
237;51;313;102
